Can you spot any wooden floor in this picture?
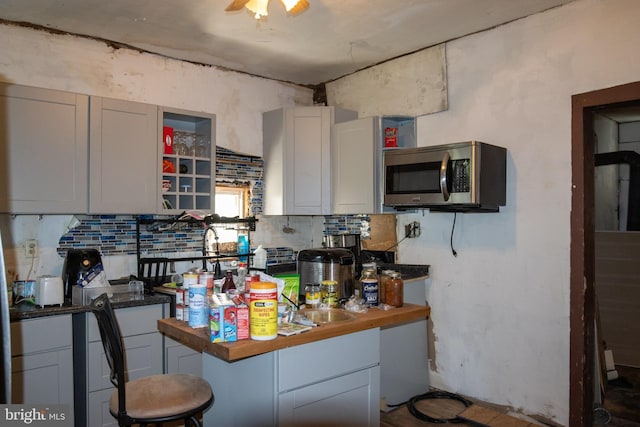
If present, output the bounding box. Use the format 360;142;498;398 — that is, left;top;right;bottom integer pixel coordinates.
380;395;544;427
381;370;640;427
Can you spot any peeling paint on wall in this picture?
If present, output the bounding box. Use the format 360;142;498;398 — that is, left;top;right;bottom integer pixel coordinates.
325;44;447;117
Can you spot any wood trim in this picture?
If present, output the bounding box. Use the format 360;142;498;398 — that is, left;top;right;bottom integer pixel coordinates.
570;81;640;426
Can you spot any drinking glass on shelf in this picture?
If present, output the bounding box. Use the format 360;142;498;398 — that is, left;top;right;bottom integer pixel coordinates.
173;131;187;155
195;134;209;157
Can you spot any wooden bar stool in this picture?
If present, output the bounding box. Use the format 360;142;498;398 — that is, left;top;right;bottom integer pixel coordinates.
90;293;213;426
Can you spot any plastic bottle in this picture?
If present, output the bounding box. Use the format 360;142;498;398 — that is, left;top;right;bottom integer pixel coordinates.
253;245;267;270
237;233;249;263
236;262;248;290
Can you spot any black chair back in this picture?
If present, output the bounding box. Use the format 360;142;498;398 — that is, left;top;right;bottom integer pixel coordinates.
89;293;128;419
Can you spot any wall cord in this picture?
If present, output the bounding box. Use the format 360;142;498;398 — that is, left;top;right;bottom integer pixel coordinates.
450;212;458;257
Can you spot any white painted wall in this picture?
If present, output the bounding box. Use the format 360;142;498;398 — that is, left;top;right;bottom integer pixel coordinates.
326;44;448;117
332;0;640;424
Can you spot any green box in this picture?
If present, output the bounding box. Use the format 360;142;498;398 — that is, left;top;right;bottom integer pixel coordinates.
275;273;300;308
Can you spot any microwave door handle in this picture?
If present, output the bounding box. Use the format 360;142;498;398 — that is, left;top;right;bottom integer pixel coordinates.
440;152;451;201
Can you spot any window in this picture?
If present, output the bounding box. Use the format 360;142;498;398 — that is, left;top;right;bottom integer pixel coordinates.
214;185;249;242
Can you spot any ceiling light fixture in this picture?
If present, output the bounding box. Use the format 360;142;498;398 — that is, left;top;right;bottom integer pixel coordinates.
225;0;309;20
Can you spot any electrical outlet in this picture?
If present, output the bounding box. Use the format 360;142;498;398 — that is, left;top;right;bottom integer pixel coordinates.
25;239;38;257
404;221;421;238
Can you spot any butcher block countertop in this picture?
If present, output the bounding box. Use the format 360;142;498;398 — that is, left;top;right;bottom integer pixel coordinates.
158;303;429;362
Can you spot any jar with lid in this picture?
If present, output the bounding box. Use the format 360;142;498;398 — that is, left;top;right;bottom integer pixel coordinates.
385;271;404;307
305;284;321;307
321;280;339;308
359;268;379;306
379;269;395;305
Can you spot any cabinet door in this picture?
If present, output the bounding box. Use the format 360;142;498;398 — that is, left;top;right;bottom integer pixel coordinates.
380;279;429;408
89;97;157;213
0;83;88;213
10;315;74;408
263;107;357;215
164;336;202;376
278;366;380;427
88;333;163;392
287;107;332;215
332;117;376;214
11;348;74;405
88;387;118;427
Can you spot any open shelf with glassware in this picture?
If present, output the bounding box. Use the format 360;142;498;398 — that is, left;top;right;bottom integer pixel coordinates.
160;108;215;214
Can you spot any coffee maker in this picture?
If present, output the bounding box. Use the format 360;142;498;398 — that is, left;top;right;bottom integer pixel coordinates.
62;249;103;301
322;234;362;278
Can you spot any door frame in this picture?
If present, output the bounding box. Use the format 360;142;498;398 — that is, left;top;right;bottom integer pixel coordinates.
570;81;640;426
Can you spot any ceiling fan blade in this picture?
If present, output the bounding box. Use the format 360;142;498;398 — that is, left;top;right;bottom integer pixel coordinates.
288;0;309;15
225;0;251;12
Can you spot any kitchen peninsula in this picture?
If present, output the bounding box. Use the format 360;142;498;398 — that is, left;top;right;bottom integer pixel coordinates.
158;303;428;426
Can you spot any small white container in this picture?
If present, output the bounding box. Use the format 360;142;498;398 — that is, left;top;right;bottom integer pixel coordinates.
253;245;267;270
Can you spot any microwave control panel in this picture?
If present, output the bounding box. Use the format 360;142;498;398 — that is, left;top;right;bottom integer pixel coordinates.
451;159;470;193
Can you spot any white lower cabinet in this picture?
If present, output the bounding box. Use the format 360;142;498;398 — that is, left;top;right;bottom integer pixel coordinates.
380;278;430;409
74;303;166;427
164;335;202;376
278;366;380;427
277;328;380;427
202;328;380;427
10;315;74;415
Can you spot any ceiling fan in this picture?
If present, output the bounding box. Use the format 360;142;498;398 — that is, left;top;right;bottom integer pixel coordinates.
225;0;310;19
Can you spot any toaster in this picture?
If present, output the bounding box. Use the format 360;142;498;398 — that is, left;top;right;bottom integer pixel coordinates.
36;275;64;307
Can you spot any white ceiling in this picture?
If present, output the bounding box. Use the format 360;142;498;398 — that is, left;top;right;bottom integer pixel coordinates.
0;0;574;86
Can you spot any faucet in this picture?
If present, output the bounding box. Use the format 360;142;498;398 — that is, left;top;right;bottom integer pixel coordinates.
203;225;222;279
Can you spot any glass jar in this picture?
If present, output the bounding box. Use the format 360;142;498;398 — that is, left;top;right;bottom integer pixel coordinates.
305;284;321;307
379;269;395;305
359;268;379;306
385;272;404;308
321;280;339;307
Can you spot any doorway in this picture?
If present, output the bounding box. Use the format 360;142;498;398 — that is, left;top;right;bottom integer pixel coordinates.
570;81;640;426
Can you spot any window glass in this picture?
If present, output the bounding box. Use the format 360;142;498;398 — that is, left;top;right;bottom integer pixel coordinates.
214;186;248;242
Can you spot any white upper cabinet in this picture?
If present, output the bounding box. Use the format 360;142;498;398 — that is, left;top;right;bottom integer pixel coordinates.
89;97;158;214
0;83;89;213
332;116;416;214
263;107;357;215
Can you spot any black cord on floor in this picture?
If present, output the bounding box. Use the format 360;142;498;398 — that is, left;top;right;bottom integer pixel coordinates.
405;390;489;425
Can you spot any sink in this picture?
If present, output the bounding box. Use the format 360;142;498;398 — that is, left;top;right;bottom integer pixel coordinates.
302;309;357;324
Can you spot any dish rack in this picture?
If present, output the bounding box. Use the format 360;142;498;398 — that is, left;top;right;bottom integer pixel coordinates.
135;214;257;292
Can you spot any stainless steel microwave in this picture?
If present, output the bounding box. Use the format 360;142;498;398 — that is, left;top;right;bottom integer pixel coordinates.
383;141;507;212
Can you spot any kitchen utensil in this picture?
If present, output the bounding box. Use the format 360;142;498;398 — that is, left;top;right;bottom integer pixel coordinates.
35;275;64;307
